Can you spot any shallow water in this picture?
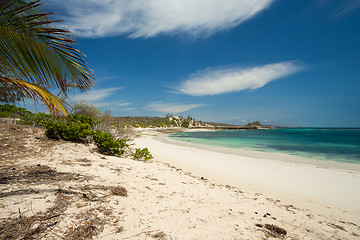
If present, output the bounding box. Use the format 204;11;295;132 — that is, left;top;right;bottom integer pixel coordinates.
169;128;360;164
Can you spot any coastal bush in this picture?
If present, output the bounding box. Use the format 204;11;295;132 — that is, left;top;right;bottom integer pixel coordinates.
131;148;153;161
18;112;58;127
0;104;32;118
67;113;98;126
72;101;100;118
246;121;263;129
1;104;154;159
181;119;190;128
45;121;94;141
93;131;128;156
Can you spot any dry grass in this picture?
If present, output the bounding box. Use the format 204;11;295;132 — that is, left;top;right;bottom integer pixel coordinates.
109;186;128;197
0;163;127;239
255;223;287;239
0;190;70;239
64;218;103;240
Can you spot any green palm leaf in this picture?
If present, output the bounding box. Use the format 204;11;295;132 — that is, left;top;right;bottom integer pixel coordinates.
0;0;94;115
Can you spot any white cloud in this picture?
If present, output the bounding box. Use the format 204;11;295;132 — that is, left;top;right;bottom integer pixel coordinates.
317;0;360;18
332;0;360;17
118;102;131;107
123;108;136;111
176;62;303;96
72;87;123;103
45;0;274;38
146;102;205;113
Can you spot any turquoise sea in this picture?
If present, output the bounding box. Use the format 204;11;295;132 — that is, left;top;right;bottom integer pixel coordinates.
169;128;360;164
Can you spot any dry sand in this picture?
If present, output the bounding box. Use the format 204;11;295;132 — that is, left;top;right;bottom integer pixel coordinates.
1;123;360;239
134;131;360;220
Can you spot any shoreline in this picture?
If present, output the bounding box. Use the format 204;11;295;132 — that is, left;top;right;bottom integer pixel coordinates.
163;132;360;173
2;123;360;239
134;130;360;224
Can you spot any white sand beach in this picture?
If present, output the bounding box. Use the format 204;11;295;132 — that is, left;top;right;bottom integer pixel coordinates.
1;124;360;239
134;131;360;222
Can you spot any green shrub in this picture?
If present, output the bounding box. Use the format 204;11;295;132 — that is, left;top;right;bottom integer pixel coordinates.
71;100;100;118
0;104;32;118
45;121;94;141
93;131;128;156
18;112;58;127
131;148;153;161
67;114;98;126
181;119;190;128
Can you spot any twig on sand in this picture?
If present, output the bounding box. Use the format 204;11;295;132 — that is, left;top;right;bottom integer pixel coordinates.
17;221;59;240
18;208;22;222
122;229;160;239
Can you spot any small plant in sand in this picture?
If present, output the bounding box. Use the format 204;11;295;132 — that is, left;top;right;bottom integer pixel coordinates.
93;131;128;156
131;148;153;161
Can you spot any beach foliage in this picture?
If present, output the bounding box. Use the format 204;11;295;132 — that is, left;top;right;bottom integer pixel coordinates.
113;115;207;128
131;148;153;161
246;121;263;128
16;111;97;128
67;113;98;127
45;121;94;141
0;0;94;116
43;112;98;141
72;101;100;118
19;112;58;127
0;104;32;118
181;119;190;128
0;104;152;158
93;131;128;156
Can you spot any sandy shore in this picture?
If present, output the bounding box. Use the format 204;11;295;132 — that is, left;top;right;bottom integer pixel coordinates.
1;124;360;239
134;131;360;221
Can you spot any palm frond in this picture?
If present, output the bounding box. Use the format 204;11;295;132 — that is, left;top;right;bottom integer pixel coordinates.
0;76;70;116
0;0;94;100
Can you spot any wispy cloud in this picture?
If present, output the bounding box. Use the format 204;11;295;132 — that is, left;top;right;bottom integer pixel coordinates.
146;102;205;113
176;62;303;96
123;108;136;111
331;0;360;17
45;0;274;38
71;87;123;103
118;102;131;107
315;0;360;18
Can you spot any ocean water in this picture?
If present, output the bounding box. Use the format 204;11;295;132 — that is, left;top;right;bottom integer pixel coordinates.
169;128;360;164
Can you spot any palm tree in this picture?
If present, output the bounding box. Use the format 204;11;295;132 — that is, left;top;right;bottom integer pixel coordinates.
0;0;94;116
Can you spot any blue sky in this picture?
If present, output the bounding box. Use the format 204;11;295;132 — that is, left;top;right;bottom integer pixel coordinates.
32;0;360;127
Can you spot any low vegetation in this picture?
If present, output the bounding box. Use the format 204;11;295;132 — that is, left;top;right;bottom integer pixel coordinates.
114;115;209;129
131;148;153;161
246;121;264;128
245;121;265;129
93;131;128;156
0;103;150;159
0;104;32;118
